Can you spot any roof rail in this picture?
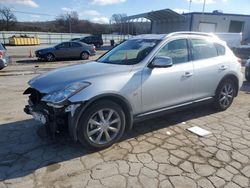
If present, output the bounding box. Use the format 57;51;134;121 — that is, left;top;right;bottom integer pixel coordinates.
167;32;217;38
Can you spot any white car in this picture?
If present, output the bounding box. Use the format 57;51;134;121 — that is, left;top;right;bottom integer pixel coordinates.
24;32;243;149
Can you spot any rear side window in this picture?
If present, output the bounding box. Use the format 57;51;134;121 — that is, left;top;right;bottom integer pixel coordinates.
71;42;81;47
156;39;189;64
215;43;226;56
191;39;218;60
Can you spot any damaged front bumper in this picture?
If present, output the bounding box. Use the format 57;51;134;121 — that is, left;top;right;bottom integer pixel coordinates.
23;87;82;139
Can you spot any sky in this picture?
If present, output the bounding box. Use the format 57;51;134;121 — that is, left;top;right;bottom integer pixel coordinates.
0;0;249;23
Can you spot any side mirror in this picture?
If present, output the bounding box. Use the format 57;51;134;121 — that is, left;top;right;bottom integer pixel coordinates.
150;56;173;68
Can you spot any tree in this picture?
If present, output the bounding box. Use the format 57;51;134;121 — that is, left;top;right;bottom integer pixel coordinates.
56;11;79;33
110;13;127;24
0;7;17;31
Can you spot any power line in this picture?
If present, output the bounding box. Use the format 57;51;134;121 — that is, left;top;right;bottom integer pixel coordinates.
12;10;56;17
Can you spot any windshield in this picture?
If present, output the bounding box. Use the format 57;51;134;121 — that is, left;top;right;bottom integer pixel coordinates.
97;39;160;65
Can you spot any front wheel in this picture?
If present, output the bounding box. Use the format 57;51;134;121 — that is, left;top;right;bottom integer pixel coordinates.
214;79;236;111
77;100;126;149
46;53;55;62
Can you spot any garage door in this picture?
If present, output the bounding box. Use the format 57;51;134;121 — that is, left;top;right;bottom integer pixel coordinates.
199;23;216;32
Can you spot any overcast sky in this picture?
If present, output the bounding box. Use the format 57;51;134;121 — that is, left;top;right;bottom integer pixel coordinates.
0;0;249;23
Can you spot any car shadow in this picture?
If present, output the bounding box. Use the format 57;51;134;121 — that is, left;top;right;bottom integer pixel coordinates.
0;104;217;181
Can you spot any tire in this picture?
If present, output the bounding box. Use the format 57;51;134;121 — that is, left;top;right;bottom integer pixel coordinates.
95;43;101;48
46;53;55;62
77;100;126;149
81;52;89;60
245;66;250;82
213;79;236;111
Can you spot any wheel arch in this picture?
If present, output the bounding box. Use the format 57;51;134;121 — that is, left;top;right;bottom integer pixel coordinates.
68;93;134;142
81;50;90;55
216;74;239;97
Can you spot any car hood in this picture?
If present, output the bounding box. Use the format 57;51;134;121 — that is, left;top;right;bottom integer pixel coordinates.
37;47;54;52
29;61;133;93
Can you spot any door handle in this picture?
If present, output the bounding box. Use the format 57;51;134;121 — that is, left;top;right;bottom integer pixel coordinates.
219;65;227;70
183;72;193;77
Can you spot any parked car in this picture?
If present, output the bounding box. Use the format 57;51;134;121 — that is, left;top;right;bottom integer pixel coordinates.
70;38;80;41
0;43;10;70
245;59;250;81
35;41;96;62
234;45;250;60
24;32;243;149
78;35;103;48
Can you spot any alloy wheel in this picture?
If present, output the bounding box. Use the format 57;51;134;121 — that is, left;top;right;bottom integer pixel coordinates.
86;108;121;145
219;82;234;109
46;54;54;62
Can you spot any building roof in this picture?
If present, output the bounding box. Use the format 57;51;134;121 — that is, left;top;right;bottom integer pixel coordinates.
123;9;185;22
184;12;250;18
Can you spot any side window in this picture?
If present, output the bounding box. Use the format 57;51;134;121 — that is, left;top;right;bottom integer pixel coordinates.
71;42;81;48
57;42;70;49
156;39;189;64
191;39;218;60
215;43;225;56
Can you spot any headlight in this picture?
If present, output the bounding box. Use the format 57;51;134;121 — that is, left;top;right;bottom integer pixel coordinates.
41;81;91;104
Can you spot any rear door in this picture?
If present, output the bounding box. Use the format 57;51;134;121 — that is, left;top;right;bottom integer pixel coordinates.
189;37;227;100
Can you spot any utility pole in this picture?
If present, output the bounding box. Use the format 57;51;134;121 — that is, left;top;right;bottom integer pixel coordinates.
189;0;192;13
202;0;206;13
68;13;72;34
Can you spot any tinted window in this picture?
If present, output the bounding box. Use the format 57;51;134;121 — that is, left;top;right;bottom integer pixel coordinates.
215;43;225;56
57;42;70;49
71;42;81;47
191;39;218;60
156;39;189;64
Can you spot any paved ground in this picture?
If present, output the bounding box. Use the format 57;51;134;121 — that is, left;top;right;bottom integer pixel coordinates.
0;59;250;188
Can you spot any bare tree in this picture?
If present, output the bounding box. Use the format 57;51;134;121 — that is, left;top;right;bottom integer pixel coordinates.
0;7;17;31
56;11;79;33
110;13;127;24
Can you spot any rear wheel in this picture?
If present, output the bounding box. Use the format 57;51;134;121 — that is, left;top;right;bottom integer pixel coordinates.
77;100;126;149
245;66;250;81
95;43;101;48
46;53;55;62
214;79;236;111
81;52;89;60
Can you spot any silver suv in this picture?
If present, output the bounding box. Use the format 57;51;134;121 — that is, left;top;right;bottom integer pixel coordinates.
24;32;243;149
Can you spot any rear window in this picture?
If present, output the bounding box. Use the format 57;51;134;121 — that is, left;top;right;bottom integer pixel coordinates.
215;43;226;56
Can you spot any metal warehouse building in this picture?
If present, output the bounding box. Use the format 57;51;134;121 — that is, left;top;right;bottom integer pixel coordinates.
123;9;250;41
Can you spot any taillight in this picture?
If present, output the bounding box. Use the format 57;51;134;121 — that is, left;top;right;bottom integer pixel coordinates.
0;51;3;59
237;58;242;65
92;45;96;52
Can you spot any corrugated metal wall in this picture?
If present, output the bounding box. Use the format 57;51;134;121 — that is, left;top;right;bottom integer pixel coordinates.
0;31;129;45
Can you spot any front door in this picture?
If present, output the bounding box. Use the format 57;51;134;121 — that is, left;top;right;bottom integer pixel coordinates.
54;42;71;59
141;39;194;113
